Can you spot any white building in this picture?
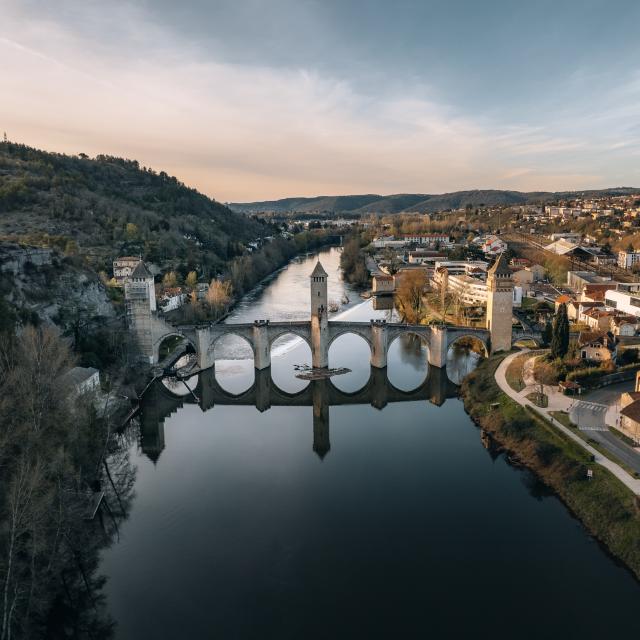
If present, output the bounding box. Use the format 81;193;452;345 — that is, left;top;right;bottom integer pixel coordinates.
64;367;100;396
481;235;508;255
113;256;141;285
550;232;582;243
372;236;406;249
434;261;521;307
401;234;453;247
618;250;640;270
408;250;447;265
604;289;640;318
159;288;187;312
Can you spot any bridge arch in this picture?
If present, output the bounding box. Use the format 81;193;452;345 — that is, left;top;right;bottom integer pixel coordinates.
386;330;431;391
512;334;542;348
269;330;312;394
207;330;256;360
267;327;312;351
153;331;196;366
209;332;256;394
446;331;490;358
328;330;372;393
327;326;373;350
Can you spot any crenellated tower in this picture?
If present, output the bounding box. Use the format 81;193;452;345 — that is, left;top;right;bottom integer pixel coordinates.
310;260;329;367
125;260;157;362
485;253;513;353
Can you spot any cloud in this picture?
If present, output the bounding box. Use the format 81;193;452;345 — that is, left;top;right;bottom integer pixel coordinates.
0;0;638;200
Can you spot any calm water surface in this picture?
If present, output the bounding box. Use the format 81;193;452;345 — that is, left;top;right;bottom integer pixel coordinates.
101;248;640;639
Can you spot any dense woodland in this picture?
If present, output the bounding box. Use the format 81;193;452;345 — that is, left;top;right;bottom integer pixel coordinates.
0;142;266;276
0;325;133;639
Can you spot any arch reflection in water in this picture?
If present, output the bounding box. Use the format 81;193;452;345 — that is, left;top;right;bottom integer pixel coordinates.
328;332;372;392
139;365;460;464
213;334;255;394
269;332;312;393
446;337;486;385
387;333;430;391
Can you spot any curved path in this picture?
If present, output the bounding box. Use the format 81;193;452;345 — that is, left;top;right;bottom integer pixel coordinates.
495;350;640;495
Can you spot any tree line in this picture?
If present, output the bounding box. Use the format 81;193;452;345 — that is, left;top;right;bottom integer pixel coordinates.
0;324;134;638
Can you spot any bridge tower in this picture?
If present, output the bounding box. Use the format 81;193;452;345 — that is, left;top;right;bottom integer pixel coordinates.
124;261;157;363
486;253;513;353
310;260;329;367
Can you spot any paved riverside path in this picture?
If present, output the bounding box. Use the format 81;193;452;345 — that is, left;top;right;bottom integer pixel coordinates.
495;350;640;495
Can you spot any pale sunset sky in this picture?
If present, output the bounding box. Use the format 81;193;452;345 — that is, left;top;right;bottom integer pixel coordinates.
1;0;640;202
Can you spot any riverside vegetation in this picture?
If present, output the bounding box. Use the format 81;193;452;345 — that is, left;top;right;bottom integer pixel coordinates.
0;143;336;372
0;325;134;639
461;355;640;579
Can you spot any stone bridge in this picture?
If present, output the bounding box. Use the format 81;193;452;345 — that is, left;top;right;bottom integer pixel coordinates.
128;258;495;370
138;365;461;462
172;319;490;372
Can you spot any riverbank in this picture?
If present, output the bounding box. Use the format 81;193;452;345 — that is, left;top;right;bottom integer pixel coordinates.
461;354;640;581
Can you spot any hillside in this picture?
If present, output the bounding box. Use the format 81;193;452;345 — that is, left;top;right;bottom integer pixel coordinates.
0;142;265;275
230;187;640;216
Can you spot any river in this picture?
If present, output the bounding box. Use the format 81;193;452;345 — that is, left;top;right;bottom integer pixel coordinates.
100;247;640;639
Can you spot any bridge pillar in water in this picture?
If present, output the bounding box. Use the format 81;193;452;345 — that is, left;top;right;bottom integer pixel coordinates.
310;261;329;368
195;327;214;370
370;320;388;369
253;321;271;370
428;326;448;368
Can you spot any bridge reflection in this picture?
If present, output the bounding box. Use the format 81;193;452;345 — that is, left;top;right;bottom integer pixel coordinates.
138;365;460;462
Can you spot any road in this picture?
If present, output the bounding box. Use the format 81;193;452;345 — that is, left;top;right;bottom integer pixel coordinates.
495;351;640;494
589;430;640;474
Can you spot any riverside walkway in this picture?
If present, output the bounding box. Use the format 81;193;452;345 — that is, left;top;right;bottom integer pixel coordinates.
495;350;640;495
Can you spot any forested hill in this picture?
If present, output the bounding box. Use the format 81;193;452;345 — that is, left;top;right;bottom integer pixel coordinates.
0;142;265;274
230;187;640;216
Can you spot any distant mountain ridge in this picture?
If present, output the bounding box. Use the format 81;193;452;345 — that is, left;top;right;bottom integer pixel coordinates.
230;188;640;215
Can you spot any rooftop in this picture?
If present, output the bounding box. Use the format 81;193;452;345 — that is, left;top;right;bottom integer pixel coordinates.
65;366;99;386
310;261;328;278
131;261;153;279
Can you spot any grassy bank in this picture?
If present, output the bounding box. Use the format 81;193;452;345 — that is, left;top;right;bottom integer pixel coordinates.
461;354;640;580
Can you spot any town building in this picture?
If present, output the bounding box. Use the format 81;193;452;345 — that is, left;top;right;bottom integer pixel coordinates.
158;287;188;312
511;264;544;286
481;235;508;255
372;236;406;249
550;232;582;243
618;250;640;270
577;331;617;362
408;250;446;265
401;233;453;248
372;274;395;295
64;366;100;396
582;308;615;332
566;271;614;290
113;256;141;285
610;315;638;336
604;288;640;318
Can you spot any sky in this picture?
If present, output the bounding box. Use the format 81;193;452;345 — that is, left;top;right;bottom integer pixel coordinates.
1;0;640;202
